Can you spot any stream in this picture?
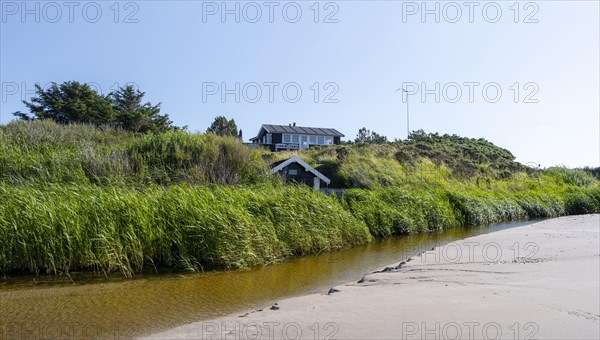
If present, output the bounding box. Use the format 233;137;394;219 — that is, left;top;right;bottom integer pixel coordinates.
0;220;539;339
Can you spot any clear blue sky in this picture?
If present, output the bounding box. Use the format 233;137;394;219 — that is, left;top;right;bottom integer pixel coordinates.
1;1;598;167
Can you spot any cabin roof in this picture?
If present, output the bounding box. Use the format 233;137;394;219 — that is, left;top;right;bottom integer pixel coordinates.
261;124;345;137
270;156;331;185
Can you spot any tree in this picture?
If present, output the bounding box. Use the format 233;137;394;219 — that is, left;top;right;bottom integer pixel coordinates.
13;81;176;133
13;81;115;125
206;116;238;137
109;85;172;133
355;127;370;144
407;129;435;142
370;131;388;144
354;127;388;144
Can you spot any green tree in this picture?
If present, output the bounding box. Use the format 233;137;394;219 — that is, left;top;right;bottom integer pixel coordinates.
355;127;370;144
355;127;388;144
109;85;172;133
407;129;436;142
206;116;238;137
13;81;115;125
370;131;388;144
13;81;176;133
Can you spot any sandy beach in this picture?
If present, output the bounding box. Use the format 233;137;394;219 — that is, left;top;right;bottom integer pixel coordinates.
144;214;600;340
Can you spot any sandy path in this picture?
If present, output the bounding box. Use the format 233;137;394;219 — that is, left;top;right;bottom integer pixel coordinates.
144;214;600;340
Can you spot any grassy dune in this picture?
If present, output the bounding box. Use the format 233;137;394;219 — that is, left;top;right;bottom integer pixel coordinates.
1;121;598;275
0;120;265;186
276;137;600;236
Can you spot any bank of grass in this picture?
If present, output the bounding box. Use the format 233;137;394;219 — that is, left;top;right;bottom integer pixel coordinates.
341;168;600;236
0;120;266;186
288;142;600;237
0;183;371;276
1;120;599;276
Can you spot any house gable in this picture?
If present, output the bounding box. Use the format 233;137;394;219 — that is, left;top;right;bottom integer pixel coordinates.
270;156;331;185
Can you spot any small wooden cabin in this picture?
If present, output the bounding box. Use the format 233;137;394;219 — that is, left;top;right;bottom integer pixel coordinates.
270;156;331;189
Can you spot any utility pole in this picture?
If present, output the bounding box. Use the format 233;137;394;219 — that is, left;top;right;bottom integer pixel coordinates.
396;87;411;139
403;88;410;139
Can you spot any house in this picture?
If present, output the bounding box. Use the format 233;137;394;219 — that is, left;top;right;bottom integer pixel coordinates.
270;156;331;189
250;123;344;151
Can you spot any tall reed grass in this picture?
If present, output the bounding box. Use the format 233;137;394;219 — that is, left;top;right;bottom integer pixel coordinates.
343;175;600;235
0;120;266;186
0;184;371;275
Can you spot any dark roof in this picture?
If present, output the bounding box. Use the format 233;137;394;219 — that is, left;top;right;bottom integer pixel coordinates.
270;159;287;168
261;124;344;137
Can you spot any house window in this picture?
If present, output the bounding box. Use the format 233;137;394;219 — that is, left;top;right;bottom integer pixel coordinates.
288;169;298;175
309;135;317;144
291;134;299;143
266;133;272;144
317;136;325;145
325;136;333;145
301;136;308;148
283;134;291;143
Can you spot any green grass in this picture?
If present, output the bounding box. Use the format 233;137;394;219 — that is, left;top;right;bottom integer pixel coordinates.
1;120;598;276
342;186;460;237
0;120;266;186
0;183;371;276
278;143;600;235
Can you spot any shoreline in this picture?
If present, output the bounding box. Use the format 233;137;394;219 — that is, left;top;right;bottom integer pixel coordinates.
144;214;600;340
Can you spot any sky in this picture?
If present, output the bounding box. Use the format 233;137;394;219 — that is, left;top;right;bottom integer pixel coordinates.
1;0;599;168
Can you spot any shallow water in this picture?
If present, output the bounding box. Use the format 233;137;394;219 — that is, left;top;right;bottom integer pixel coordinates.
0;220;538;339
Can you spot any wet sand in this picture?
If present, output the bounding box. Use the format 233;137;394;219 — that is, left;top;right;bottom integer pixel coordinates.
145;214;600;339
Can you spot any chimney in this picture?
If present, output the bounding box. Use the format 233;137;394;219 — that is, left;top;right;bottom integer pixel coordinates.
289;123;292;127
293;122;296;126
